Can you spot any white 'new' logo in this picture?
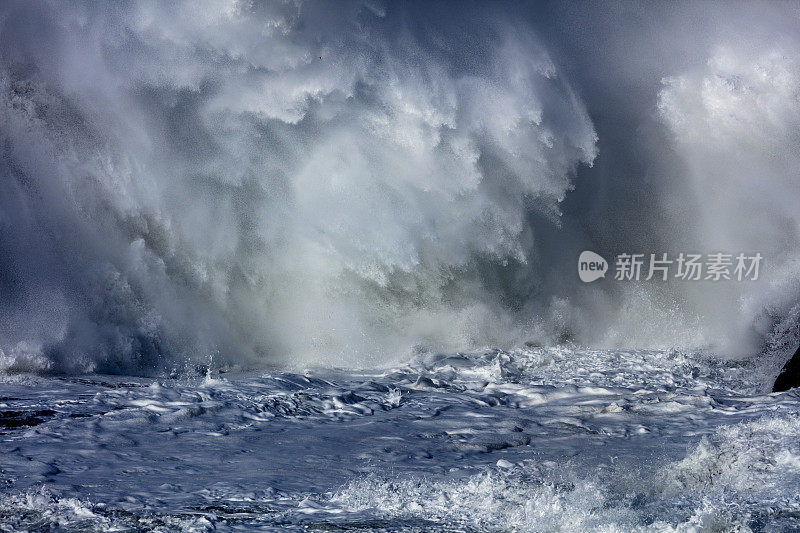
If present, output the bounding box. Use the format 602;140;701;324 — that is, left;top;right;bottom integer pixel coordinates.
578;251;608;282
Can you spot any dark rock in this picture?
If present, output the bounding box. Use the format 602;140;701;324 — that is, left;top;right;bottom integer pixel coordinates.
773;344;800;392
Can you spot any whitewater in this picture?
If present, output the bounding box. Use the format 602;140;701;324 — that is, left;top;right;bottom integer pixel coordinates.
1;346;799;532
2;2;800;531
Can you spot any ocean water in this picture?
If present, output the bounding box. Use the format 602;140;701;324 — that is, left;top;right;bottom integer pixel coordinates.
2;2;800;531
1;347;798;532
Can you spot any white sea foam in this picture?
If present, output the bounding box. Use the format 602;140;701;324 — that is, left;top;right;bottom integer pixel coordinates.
0;347;797;531
0;1;599;372
1;2;799;373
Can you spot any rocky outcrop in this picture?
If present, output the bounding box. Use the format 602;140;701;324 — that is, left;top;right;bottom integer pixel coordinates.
773;344;800;392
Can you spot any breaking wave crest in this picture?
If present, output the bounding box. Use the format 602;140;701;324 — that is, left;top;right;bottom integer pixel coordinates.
0;1;798;374
0;1;597;373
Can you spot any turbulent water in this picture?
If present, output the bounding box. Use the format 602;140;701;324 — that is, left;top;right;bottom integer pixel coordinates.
2;3;800;531
1;347;799;532
2;1;800;374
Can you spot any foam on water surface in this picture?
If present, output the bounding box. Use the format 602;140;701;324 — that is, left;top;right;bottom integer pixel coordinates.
0;347;798;531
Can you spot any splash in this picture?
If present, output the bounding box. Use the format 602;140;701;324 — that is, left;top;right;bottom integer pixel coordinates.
0;1;798;374
0;2;596;372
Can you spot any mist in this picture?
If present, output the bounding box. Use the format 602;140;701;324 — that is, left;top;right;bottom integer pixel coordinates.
1;0;798;374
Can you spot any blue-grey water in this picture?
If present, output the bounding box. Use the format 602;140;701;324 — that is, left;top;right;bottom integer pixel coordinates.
1;347;798;532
